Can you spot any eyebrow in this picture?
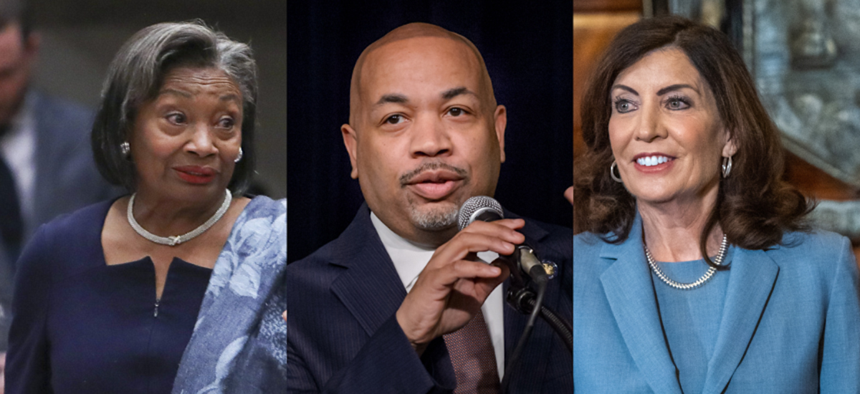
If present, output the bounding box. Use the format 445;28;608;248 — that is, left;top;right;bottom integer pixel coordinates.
611;84;699;97
375;94;408;106
656;84;699;96
219;94;241;104
442;87;476;100
611;85;639;96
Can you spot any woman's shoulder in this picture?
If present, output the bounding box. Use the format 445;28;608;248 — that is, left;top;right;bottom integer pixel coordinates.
574;231;614;255
36;199;115;240
242;196;286;221
224;196;285;256
760;229;855;279
26;199;115;256
17;199;116;282
770;229;851;259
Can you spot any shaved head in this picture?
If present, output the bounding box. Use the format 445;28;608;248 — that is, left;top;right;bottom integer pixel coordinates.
348;23;496;127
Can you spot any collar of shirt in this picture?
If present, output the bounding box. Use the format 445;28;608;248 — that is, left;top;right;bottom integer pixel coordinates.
0;91;37;224
369;210;506;378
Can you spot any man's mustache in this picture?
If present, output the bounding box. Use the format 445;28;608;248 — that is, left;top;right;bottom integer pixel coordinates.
399;162;468;186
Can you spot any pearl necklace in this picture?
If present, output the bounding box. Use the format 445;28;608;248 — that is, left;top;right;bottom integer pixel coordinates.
645;234;728;290
127;189;232;246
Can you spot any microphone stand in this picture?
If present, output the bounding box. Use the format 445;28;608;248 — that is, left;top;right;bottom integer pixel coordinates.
502;246;572;351
507;286;572;352
498;246;572;394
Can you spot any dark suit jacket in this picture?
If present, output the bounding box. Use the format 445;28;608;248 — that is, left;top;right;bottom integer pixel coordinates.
287;204;572;393
0;92;118;351
28;92;120;239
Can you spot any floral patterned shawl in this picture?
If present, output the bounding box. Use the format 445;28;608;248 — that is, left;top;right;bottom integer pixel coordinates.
172;196;286;393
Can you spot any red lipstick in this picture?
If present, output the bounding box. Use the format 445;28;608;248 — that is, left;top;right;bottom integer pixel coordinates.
174;166;217;184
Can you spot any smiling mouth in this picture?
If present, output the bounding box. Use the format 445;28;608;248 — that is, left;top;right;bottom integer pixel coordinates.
636;155;674;167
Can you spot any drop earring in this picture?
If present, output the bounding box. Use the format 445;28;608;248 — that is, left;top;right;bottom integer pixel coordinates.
721;156;733;178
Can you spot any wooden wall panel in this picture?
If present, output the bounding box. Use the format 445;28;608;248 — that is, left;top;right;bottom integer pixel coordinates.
574;0;641;13
783;153;860;264
573;13;640;160
784;152;859;201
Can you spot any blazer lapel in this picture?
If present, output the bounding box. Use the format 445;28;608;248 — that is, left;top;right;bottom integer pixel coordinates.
599;217;682;394
702;248;778;394
330;205;408;336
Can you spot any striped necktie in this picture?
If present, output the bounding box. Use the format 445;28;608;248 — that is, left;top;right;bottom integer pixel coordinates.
443;309;501;393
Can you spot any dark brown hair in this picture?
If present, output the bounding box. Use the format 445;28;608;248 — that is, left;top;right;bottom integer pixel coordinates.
573;15;811;267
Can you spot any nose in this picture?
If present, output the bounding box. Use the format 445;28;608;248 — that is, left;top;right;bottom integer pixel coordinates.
410;113;452;158
185;123;218;157
635;105;666;143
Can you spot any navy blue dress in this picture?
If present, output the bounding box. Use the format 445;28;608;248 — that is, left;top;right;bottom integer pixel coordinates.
7;200;212;393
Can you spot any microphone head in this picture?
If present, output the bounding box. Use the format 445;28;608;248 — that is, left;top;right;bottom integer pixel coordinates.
458;196;504;230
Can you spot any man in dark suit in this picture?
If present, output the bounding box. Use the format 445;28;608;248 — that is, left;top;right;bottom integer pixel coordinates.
0;0;118;358
0;2;118;265
287;23;571;393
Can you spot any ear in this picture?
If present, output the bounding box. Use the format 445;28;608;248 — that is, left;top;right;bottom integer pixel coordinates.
721;129;738;158
493;105;507;163
341;123;360;179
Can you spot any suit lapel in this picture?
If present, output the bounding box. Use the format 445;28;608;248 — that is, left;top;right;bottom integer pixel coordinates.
702;248;778;394
600;216;682;394
330;205;408;336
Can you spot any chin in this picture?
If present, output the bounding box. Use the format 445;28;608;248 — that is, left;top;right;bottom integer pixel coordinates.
408;202;459;231
629;189;678;205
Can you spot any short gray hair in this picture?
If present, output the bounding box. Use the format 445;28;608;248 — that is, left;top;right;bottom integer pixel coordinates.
91;20;258;194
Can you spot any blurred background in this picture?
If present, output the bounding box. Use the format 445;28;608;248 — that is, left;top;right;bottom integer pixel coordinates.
25;0;285;198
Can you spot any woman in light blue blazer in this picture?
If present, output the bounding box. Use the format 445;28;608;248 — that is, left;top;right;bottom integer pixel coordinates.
573;16;860;393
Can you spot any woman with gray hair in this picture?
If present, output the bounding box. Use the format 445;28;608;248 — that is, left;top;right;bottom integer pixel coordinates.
6;21;286;392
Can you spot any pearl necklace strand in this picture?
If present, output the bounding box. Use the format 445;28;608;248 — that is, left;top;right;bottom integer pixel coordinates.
127;189;232;246
645;234;728;290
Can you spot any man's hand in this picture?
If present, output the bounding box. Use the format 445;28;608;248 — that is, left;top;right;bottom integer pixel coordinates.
565;186;573;205
282;311;287;323
395;219;523;354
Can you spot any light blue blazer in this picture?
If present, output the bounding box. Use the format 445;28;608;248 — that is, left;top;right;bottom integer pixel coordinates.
573;214;860;393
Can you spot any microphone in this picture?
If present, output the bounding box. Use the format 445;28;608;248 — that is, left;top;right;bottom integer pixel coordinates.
457;196;556;284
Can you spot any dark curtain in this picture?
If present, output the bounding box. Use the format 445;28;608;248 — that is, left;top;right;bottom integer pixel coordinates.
288;1;573;263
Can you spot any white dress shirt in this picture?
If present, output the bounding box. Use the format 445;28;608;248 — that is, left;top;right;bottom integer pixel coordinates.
370;212;506;378
0;92;37;226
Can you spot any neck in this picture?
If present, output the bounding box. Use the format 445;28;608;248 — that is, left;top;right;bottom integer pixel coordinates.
131;188;227;237
372;212;458;248
413;227;459;248
638;187;724;263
